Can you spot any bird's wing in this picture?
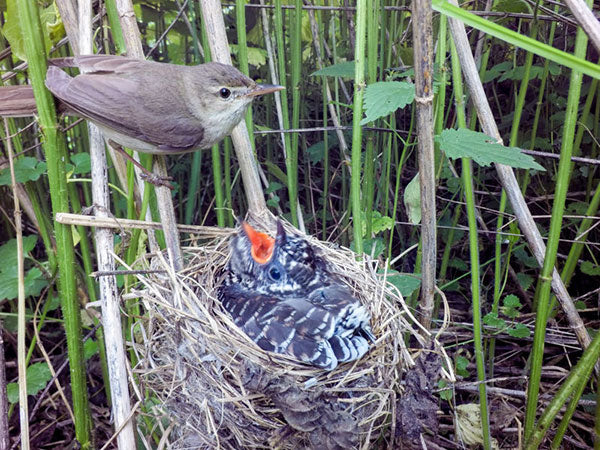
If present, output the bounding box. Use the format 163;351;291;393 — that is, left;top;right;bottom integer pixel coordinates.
219;285;338;369
45;65;203;152
309;284;375;341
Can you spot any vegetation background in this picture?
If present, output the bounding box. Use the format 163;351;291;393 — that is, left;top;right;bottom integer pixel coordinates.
0;0;599;448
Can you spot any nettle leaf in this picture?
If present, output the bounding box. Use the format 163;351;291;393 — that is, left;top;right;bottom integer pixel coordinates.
492;0;532;14
84;339;99;360
483;312;506;329
371;212;394;235
483;61;512;83
265;181;284;195
0;235;38;264
503;294;522;309
2;0;63;61
508;323;531;338
404;174;421;224
70;153;91;175
384;270;421;297
0;157;47;185
438;379;453;401
360;81;415;125
581;261;600;276
436;128;545;170
360;238;385;258
516;272;534;291
455;355;470;377
311;61;356;77
0;267;48;301
7;362;53;403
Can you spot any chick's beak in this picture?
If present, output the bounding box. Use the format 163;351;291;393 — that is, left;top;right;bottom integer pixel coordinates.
242;222;275;264
246;84;285;97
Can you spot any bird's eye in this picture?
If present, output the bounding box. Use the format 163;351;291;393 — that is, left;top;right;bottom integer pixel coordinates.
219;88;231;99
268;267;281;281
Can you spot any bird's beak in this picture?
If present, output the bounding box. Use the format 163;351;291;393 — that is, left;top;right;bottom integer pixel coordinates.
242;222;275;264
246;84;285;98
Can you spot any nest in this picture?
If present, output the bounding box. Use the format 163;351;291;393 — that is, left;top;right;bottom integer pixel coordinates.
128;218;443;449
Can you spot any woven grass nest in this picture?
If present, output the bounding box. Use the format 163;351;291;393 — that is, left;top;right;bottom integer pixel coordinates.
130;216;442;449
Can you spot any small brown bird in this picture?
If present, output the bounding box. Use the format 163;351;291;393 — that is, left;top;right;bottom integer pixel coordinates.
218;221;375;371
0;54;283;155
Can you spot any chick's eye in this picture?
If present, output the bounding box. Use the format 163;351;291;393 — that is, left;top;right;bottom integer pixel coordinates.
268;267;281;281
219;88;231;99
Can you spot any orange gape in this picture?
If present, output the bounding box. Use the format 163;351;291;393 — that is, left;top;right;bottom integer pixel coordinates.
242;222;275;264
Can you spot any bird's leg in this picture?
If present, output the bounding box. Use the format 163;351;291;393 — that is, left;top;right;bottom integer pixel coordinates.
107;140;174;190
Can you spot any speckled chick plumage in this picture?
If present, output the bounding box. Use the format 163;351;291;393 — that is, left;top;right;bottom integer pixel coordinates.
218;221;374;371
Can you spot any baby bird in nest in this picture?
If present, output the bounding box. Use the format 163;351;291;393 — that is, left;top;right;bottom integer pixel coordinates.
218;221;375;371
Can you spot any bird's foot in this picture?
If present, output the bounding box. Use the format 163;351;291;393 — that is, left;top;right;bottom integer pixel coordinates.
140;171;174;190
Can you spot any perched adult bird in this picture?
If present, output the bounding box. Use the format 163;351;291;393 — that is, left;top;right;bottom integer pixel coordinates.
218;221;375;371
0;54;284;154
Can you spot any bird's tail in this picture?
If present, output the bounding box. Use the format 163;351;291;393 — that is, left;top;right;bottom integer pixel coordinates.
0;85;37;117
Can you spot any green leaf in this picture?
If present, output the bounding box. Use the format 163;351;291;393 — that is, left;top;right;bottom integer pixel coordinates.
580;261;600;276
508;323;531;338
483;312;506;329
503;294;522;309
438;379;453;401
371;212;394;235
360;81;415;125
492;0;532;14
516;273;534;291
448;258;468;271
384;271;421;297
514;248;539;269
306;133;339;165
403;174;421;225
0;157;47;185
436;128;545;170
265;181;284;195
266;195;280;208
311;61;356;77
7;362;53;403
360;238;385;258
0;267;48;301
456;355;470;377
70;153;91;175
84;339;99;360
2;0;63;61
0;235;38;264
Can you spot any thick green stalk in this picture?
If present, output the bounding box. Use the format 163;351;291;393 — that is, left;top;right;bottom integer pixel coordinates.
434;14;448;175
450;39;491;449
350;0;368;254
525;330;600;449
287;0;302;226
223;137;234;227
363;1;379;237
273;0;295;224
236;0;256;149
212;143;226;227
18;0;91;446
183;7;203;225
524;9;589;439
104;0;126;54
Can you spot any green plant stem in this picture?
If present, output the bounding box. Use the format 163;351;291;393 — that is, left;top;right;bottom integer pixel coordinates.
212;143;226;227
273;0;295;224
525;330;600;449
288;0;302;226
524;5;589;438
432;0;600;79
451;38;491;450
350;0;368;254
363;0;379;237
19;0;91;446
